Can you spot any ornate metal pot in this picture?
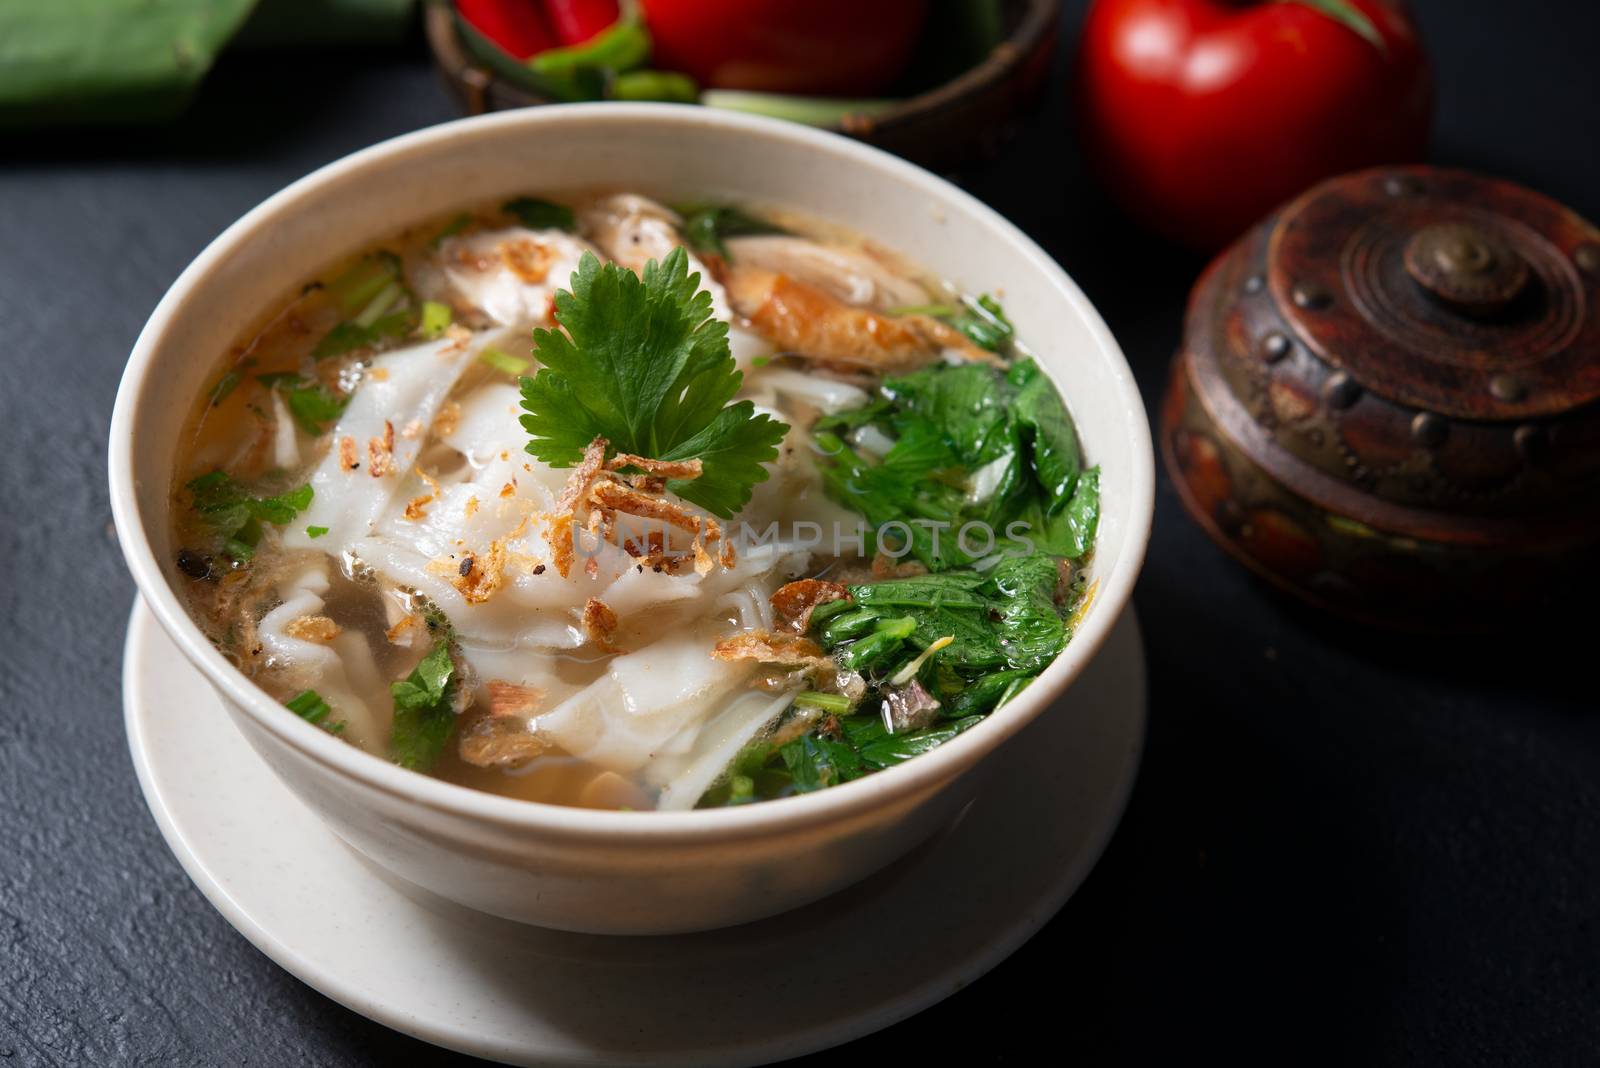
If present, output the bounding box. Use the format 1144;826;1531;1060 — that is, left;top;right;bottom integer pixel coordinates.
1162;166;1600;628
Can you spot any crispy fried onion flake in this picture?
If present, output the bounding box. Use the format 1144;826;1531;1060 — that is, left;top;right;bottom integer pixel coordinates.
582;597;623;653
712;630;830;669
770;579;852;633
713;629;864;701
542;436;734;578
459;684;551;768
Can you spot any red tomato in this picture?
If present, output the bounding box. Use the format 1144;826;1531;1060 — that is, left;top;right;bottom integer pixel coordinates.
455;0;556;59
1076;0;1433;250
639;0;928;96
544;0;619;46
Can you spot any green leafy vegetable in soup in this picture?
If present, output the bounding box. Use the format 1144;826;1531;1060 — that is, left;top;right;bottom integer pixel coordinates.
165;191;1100;812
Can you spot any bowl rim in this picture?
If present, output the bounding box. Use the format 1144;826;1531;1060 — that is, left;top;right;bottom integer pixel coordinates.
108;102;1153;844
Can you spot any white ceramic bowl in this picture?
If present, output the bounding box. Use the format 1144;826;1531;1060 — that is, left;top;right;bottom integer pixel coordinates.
109;104;1153;935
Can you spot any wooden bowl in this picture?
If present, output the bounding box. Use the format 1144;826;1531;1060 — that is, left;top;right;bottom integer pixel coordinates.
424;0;1059;171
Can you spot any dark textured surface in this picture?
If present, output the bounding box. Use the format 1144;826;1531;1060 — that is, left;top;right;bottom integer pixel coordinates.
2;2;1597;1064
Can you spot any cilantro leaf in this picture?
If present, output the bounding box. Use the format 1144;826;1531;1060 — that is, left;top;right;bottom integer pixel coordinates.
258;373;348;436
679;205;787;260
186;471;313;559
389;638;457;771
518;248;788;518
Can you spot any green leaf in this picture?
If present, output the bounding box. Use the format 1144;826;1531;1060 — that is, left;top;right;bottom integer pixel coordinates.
660;403;788;517
1029;467;1100;560
312;321;375;360
519;248;788;518
389;639;457;772
0;0;258;128
503;196;576;232
186;471;314;558
815;359;1093;571
882;362;1012;466
780;733;866;792
981;554;1067;673
259;373;349;436
679;205;788;260
948;294;1014;352
854;715;984;769
1010;358;1082;511
1282;0;1385;50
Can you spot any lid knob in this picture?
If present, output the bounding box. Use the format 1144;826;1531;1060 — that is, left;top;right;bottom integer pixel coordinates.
1403;221;1530;314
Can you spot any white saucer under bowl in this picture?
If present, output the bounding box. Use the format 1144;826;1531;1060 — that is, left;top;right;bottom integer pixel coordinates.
124;599;1146;1066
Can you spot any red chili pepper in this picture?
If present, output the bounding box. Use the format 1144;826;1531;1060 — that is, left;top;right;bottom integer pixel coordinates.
543;0;620;45
455;0;557;60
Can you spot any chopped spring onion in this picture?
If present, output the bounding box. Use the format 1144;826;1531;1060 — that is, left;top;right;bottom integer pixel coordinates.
353;281;404;328
699;90;899;128
306;525;329;539
328;252;402;313
794;691;853;714
480;347;530;375
420;300;453;338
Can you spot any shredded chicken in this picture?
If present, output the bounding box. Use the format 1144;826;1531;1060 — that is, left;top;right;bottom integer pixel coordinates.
725;266;999;372
721;234;931;310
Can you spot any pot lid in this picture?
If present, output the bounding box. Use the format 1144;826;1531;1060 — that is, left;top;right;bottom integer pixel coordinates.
1188;166;1600;520
1269;167;1600;422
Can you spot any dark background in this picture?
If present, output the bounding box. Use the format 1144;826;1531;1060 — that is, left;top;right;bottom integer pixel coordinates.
3;1;1597;1064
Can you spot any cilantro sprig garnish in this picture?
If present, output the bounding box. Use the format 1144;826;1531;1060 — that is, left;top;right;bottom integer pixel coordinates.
518;247;788;518
389;638;457;771
186;471;313;561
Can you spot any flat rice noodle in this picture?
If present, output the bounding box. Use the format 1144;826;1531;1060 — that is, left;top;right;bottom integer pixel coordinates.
256;561;385;749
651;688;798;810
535;631;755;773
283;328;516;555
